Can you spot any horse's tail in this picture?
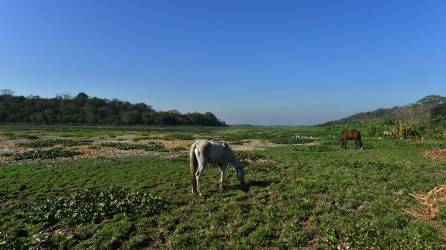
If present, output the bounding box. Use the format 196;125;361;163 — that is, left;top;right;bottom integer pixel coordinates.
189;142;198;194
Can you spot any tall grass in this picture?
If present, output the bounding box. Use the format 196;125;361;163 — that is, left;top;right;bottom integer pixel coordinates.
326;120;445;137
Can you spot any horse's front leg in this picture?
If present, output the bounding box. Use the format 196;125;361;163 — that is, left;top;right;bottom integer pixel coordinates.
218;164;227;191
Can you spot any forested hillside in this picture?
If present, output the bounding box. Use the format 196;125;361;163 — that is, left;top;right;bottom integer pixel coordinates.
327;95;446;124
323;95;446;137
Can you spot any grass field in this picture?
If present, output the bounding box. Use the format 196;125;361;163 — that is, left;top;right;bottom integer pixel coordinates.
1;125;446;249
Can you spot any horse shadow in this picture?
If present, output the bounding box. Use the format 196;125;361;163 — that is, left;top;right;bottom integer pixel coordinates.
222;179;275;193
246;179;274;188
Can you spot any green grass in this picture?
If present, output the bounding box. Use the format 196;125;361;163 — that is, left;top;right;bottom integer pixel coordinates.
1;126;446;248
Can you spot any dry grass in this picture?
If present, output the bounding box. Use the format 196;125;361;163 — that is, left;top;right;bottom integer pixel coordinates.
404;184;446;220
424;149;446;160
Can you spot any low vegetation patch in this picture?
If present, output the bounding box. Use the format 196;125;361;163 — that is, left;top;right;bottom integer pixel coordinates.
100;142;167;152
27;187;168;226
236;150;267;163
236;150;278;173
294;145;336;152
165;133;195;140
1;132;16;139
272;136;316;144
17;139;92;148
19;134;40;140
170;146;188;152
428;142;446;150
339;160;396;169
13;149;80;160
0;152;13;157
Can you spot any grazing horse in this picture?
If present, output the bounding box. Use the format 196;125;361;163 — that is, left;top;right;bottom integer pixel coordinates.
189;140;246;195
340;129;363;149
402;128;421;139
382;130;394;137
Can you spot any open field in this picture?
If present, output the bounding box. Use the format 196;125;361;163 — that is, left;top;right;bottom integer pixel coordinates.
1;125;446;249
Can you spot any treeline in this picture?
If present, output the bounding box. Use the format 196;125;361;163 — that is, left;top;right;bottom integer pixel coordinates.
0;90;225;126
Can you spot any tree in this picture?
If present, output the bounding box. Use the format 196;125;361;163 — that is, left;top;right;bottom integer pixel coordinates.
0;89;14;96
120;110;140;124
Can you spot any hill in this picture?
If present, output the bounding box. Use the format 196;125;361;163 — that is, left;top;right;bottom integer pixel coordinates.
325;95;446;125
0;90;225;126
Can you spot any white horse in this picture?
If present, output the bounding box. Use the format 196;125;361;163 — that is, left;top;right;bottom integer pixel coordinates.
189;139;246;195
382;131;394;137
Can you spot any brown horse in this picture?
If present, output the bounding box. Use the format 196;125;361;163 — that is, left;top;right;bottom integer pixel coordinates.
340;129;363;149
402;128;421;139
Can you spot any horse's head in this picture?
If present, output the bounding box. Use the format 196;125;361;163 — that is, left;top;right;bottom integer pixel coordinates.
236;167;249;192
232;155;247;191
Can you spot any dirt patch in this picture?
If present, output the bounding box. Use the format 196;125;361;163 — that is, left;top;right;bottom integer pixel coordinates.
403;184;446;220
231;139;282;151
424;149;446;160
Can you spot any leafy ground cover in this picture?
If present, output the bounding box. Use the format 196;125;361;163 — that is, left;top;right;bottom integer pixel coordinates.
13;148;81;160
17;139;92;148
99;142;167;152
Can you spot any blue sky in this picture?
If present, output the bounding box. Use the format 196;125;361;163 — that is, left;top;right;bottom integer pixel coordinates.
0;0;445;125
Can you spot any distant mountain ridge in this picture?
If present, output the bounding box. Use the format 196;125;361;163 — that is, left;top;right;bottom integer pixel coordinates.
326;95;446;124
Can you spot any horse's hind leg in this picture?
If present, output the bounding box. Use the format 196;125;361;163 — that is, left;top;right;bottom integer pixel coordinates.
195;159;207;196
